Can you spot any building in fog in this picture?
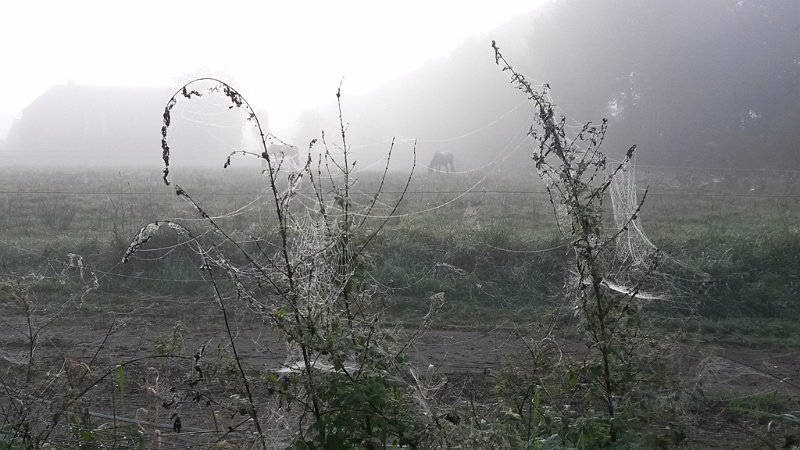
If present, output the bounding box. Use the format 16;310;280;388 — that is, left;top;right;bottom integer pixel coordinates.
6;82;244;166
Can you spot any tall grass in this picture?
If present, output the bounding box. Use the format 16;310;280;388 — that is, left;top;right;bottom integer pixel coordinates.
1;164;799;329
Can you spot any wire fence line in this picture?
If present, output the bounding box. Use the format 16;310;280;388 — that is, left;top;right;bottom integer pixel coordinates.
1;189;799;199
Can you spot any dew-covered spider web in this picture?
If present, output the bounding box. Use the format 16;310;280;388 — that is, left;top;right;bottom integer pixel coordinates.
605;158;709;318
279;212;360;374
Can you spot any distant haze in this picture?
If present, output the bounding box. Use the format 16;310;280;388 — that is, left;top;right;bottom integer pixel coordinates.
2;0;797;172
321;0;800;172
0;0;549;130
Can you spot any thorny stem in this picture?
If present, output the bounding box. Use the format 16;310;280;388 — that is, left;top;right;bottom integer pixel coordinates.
154;77;421;446
161;79;324;430
589;262;618;440
336;82;357;338
493;40;652;443
204;266;267;449
23;296;36;385
355;140;417;257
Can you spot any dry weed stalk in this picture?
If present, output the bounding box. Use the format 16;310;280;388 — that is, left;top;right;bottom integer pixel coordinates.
492;41;686;447
122;78;445;447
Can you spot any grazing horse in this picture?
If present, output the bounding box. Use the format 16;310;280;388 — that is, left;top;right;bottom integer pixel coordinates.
262;144;301;172
428;151;455;174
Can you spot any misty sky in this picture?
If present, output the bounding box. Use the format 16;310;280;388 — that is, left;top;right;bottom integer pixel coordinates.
0;0;548;131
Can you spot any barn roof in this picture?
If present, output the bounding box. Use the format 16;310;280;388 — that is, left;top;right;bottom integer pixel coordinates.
12;83;245;166
23;83;174;116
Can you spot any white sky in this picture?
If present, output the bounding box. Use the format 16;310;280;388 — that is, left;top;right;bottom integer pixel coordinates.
0;0;547;129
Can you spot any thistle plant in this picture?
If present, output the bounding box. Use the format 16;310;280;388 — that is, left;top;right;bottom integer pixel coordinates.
124;78;430;448
492;41;681;446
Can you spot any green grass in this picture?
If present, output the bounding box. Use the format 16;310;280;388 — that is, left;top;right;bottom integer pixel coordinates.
1;166;799;344
2;165;799;449
695;317;800;347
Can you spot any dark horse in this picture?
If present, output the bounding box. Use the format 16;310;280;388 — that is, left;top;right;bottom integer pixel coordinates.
428;152;455;173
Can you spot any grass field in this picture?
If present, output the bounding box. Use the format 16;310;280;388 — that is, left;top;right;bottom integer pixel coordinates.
1;165;798;333
1;163;799;447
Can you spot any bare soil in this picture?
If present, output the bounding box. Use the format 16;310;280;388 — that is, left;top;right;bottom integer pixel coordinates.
2;313;798;448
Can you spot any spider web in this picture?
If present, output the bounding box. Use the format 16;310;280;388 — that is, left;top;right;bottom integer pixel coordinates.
606;158;709;318
280;212;358;374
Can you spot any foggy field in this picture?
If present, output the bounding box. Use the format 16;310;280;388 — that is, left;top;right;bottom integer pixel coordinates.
3;165;799;325
1;165;799;447
2;0;800;446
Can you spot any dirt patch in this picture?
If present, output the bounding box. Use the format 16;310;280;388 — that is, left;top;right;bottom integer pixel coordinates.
2;313;798;448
